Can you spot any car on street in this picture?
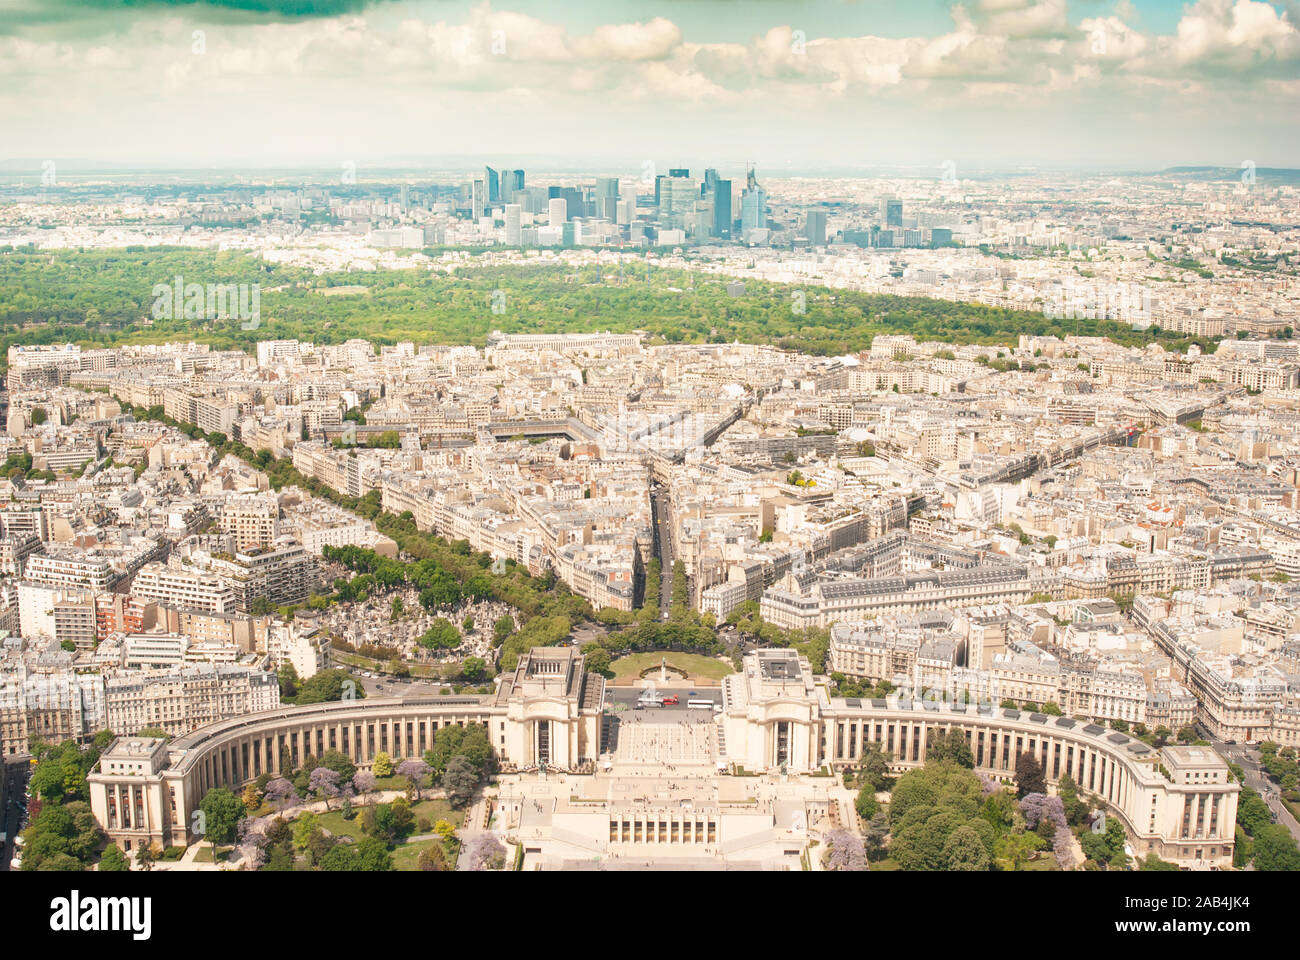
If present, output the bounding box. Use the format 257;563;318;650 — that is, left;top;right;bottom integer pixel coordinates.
662;696;679;705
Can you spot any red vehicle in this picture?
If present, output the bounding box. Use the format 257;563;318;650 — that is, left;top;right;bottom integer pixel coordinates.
661;695;680;705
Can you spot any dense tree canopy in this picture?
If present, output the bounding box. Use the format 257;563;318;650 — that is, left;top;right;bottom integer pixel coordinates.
0;251;1221;365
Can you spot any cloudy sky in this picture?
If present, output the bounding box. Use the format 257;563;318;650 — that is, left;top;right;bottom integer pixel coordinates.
1;0;1297;172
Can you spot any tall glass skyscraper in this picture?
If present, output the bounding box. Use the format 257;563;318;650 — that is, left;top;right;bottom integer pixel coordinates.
594;177;620;220
804;209;827;244
740;167;766;232
704;169;731;239
502;169;525;204
881;196;903;227
660;174;699;230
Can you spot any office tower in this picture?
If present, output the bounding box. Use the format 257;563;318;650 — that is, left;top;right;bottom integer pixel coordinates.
712;178;732;239
505;203;522;245
594;177;620;220
930;227;953;247
549;197;567;227
518;186;548;215
702;169;729;240
502;168;525;204
659;172;699;230
881;196;903;227
399;183;409;212
654;170;688;209
485;166;500;204
559;187;585;219
740;167;766;231
471;179;485;218
804;210;827;245
692;199;714;241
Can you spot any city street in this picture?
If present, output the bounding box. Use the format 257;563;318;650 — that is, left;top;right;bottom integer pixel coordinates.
605;686;721;713
650;482;674;620
1;758;30;871
1214;740;1300;846
352;674;459;699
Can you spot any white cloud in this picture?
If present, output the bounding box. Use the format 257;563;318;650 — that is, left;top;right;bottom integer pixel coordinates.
1;1;1296;165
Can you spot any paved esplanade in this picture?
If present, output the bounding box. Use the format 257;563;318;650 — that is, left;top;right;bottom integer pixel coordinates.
611;714;717;767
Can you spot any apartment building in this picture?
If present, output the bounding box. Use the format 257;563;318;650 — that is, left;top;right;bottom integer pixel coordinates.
24;552;116;593
131;562;235;614
219;494;280;552
208;541;317;612
103;664;280;739
0;670;107;756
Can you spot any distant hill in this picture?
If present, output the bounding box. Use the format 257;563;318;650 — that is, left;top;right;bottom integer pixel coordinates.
1162;165;1300;184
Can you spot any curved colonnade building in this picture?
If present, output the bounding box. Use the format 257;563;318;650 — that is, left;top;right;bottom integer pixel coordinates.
89;647;1238;868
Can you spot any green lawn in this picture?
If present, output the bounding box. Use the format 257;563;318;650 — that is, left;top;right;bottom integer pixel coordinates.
610;652;732;683
409;797;463;828
868;858;900;871
391;838;454;871
1022;853;1060;871
313;808;365;841
193;845;233;863
284;798;465;871
294;797;463;842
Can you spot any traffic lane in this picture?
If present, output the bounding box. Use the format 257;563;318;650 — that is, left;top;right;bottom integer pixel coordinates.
2;764;29;870
356;675;451;698
606;686;719;701
1213;742;1300;845
604;689;723;714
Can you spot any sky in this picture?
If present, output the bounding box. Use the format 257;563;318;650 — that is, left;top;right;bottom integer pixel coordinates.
0;0;1297;173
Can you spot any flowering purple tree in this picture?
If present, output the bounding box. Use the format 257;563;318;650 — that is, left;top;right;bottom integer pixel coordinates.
397;759;431;798
263;777;298;812
977;773;1001;797
309;767;342;809
464;833;505;871
236;818;268;870
823;828;867;871
351;770;376;806
1053;826;1076;870
1019;793;1067;830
